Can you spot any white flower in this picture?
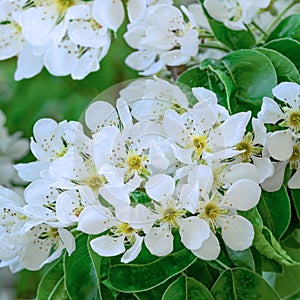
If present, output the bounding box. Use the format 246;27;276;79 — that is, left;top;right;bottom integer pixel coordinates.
124;3;201;75
15;118;90;181
78;204;153;263
144;174;210;256
204;0;271;30
258;82;300;135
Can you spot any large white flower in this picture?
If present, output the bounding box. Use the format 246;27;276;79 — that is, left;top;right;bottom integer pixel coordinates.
204;0;271;30
78;204;155;263
15;118;90;181
144;174;210;256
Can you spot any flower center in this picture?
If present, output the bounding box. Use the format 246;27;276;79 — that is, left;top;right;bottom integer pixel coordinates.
84;174;105;191
161;206;185;228
54;0;75;13
200;201;228;228
191;135;210;158
286;110;300;132
126;154;142;171
235;132;261;162
114;222;136;243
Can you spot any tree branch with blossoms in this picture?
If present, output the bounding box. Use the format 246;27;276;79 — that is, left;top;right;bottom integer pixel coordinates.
0;0;300;299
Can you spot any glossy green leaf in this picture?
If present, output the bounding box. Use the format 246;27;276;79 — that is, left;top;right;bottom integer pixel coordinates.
64;233;101;300
211;267;280;300
275;247;300;298
254;48;300;84
108;248;196;292
130;191;151;204
36;258;69;300
290;189;300;220
186;259;220;289
162;276;214;300
267;14;300;42
264;38;300;71
226;247;255;270
177;64;235;112
221;49;277;115
254;227;299;267
258;186;291;240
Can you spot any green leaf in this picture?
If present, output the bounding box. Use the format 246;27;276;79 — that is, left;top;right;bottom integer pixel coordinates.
177;64;236;112
254;227;300;267
130;191;151;204
186;259;220;289
254;48;300;84
108;248;196;292
290;189;300;220
226;247;255;270
267;14;300;42
264;38;300;71
274;247;300;298
64;233;101;300
221;49;277;115
211;268;280;300
36;258;69;300
162;276;214;300
258;186;291;240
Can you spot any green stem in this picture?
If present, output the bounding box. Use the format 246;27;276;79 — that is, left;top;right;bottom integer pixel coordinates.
214;259;230;270
251;21;268;36
200;43;230;52
257;0;296;44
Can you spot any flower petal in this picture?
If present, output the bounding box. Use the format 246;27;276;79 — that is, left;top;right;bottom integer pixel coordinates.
121;233;143;263
90;235;125;257
192;232;220;260
177;216;210;250
223;179;261;211
220;215;254;251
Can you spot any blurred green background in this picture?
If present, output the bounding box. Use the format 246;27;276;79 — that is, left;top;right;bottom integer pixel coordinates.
0;25;137;299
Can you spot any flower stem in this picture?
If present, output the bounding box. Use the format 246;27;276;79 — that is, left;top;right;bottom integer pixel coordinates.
214;259;230;270
251;21;268;36
200;43;230;52
257;0;296;44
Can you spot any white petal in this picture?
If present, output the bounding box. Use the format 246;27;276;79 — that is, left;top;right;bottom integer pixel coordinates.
85;101;118;132
121;233;143;263
252;156;274;183
127;0;146;23
161;50;190;66
288;168;300;189
14;161;49;181
220;215;254;251
90;235;125;257
225;163;259;185
223;179;261;211
192;232;220;260
93;0;124;31
58;228;75;255
210;112;251;148
187;164;213;194
77;205;117;234
261;161;287;192
145;174;175;202
125;50;156;71
257;97;285;124
177;217;210;250
267;130;294;161
272;82;300;109
99;186;130;208
144;226;173;256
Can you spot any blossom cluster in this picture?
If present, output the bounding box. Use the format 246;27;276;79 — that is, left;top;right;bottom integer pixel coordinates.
1;0;290;80
1;78;299;272
0;0;130;80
